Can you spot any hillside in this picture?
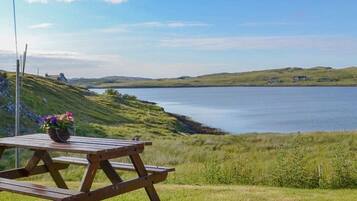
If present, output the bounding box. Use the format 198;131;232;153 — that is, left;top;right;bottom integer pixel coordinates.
69;76;151;88
72;67;357;88
0;72;221;138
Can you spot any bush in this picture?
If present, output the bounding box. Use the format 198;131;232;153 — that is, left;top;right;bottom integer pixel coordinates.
122;94;137;100
0;72;7;79
330;145;357;188
104;88;121;97
104;89;137;102
203;158;255;185
272;145;319;188
203;160;222;184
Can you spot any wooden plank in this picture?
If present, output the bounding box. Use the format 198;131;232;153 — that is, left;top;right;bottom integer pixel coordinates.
71;173;167;201
20;134;152;146
0;163;69;179
100;160;123;184
19;134;152;145
41;151;69;189
53;157;175;173
15;137;126;150
79;156;99;192
0;138;100;154
130;154;160;201
5;137;122;150
96;145;144;161
0;178;78;201
0;138;123;154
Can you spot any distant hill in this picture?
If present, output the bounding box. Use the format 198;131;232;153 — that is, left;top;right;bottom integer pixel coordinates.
69;76;151;88
72;67;357;88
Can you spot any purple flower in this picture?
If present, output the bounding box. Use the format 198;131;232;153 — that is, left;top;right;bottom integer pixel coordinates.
50;116;57;125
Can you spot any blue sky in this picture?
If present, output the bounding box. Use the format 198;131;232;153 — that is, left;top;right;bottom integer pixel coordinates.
1;0;357;78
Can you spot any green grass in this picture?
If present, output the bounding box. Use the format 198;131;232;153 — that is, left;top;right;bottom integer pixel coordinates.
14;131;356;189
73;66;357;88
2;73;184;138
1;183;357;201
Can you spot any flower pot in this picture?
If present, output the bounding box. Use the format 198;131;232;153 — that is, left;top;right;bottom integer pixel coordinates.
47;128;71;143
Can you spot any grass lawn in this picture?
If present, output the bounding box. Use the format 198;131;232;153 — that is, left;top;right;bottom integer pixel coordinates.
1;183;357;201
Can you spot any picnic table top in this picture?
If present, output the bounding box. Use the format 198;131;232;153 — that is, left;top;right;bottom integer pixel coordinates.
0;134;152;154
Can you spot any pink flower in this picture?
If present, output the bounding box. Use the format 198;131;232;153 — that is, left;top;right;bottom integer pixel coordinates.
66;112;74;121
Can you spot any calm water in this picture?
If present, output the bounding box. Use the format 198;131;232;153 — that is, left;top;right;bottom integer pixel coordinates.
92;87;357;134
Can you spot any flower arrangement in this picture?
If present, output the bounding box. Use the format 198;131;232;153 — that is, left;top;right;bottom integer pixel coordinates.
40;112;74;143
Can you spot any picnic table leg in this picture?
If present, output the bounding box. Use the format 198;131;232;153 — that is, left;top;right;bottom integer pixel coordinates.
80;155;100;192
100;160;123;184
41;151;68;189
24;150;68;189
0;147;5;159
25;150;45;173
130;154;160;201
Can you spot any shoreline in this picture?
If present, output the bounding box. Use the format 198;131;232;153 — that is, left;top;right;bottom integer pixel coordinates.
88;85;357;89
168;113;226;135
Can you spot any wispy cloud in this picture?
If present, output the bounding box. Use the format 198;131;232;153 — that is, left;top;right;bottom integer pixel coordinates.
24;0;88;4
25;0;48;3
160;36;357;51
130;21;210;28
28;23;54;29
99;21;210;33
238;22;292;27
104;0;128;4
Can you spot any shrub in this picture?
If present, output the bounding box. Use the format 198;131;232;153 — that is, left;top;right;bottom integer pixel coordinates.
0;72;7;79
330;145;357;188
122;94;137;100
203;160;222;184
202;158;255;185
104;88;121;97
272;145;319;188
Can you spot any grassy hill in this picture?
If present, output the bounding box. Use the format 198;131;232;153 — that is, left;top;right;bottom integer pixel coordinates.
72;67;357;88
0;72;222;139
69;76;151;88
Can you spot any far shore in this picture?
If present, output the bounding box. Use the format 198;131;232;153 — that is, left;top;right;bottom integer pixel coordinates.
88;84;357;89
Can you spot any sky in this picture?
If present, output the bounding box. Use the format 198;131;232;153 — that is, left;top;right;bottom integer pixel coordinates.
1;0;357;78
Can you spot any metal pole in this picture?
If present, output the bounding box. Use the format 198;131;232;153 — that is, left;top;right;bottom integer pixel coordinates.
12;0;20;168
22;44;28;77
15;59;20;168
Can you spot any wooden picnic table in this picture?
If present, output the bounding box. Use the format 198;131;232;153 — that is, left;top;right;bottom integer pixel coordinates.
0;134;174;201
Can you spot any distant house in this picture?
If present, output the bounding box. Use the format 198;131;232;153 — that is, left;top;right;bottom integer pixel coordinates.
177;76;191;80
267;77;281;84
45;73;68;83
293;75;308;81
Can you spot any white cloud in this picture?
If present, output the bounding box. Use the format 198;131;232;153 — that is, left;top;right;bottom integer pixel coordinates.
28;23;53;29
132;21;210;28
238;22;291;27
104;0;128;4
25;0;78;3
56;0;77;2
99;21;210;33
25;0;48;3
160;36;357;51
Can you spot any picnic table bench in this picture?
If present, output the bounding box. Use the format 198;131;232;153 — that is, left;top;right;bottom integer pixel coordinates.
0;134;174;201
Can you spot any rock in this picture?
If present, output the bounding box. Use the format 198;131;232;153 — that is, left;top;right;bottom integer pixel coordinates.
45;73;68;83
